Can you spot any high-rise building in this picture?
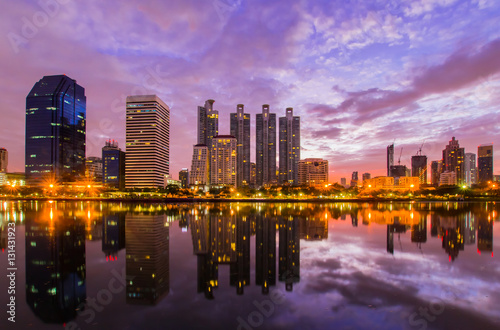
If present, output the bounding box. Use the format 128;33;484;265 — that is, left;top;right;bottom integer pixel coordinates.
464;153;476;186
197;100;219;184
340;177;347;187
179;168;189;188
230;104;250;187
102;140;125;189
85;157;102;181
387;144;394;177
26;75;86;183
190;145;209;186
210;136;237;187
431;160;441;186
125;95;169;189
279;108;300;185
298;158;329;186
411;155;427;184
442;137;465;185
0;148;7;172
362;173;371;181
256;105;277;186
250;162;256;186
278;216;300;291
350;171;359;188
478;144;493;183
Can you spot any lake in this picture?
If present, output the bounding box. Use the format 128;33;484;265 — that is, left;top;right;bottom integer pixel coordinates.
0;201;499;330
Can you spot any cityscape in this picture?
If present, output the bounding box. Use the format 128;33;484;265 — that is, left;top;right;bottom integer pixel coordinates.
1;1;500;330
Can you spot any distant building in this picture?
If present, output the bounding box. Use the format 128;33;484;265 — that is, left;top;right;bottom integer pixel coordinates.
439;171;456;186
390;165;407;179
398;177;420;190
210;136;237;187
125;95;170;189
230;104;251;187
478;144;493;183
0;148;7;172
464;153;476;186
179;168;189;188
362;173;371;181
256;105;277;186
431;160;441;186
279;108;300;185
298;158;329;186
26;75;86;184
250;162;256;186
102;140;125;189
85;157;102;182
364;176;394;189
442;137;465;185
411;155;427;184
340;177;347;187
387;144;394;177
190;144;209;186
350;171;358;188
164;175;181;188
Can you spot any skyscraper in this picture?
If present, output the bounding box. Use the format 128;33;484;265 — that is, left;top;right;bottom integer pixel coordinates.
387;144;394;177
256;104;277;187
478;144;493;183
26;75;86;183
442;137;465;185
431;160;441;186
279;108;300;185
230;104;250;187
464;153;476;186
179;168;189;188
125;95;169;189
298;158;329;186
210;136;237;186
196;100;219;184
102;140;125;189
362;173;371;181
190;145;209;186
0;147;7;172
411;155;427;184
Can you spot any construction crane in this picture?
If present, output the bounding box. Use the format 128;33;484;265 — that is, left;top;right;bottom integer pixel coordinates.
398;147;403;165
417;140;426;156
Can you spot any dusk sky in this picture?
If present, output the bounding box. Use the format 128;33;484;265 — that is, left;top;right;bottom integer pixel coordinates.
1;0;499;181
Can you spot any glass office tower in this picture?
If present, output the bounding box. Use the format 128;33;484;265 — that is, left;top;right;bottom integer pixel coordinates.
25;75;86;183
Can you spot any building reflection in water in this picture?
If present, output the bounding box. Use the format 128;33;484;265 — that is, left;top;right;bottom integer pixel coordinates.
125;214;169;305
102;213;125;260
255;212;276;294
478;216;493;253
230;212;251;295
25;203;86;323
279;216;300;291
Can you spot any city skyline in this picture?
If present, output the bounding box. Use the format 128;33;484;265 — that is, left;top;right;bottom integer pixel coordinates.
0;1;499;182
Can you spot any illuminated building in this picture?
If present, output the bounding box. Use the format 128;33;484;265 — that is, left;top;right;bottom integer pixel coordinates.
25;210;86;323
298;158;329;186
230;214;250;295
411;155;427;184
179;168;189;188
230;104;251;187
363;176;394;189
439;171;456;186
250;162;256;186
477;144;493;183
125;95;170;189
441;137;465;185
0;147;7;172
25;75;86;184
102;140;125;189
256;214;276;294
126;214;169;304
431;160;442;186
340;177;347;187
279;108;300;185
278;216;300;291
398;177;420;190
477;217;493;252
441;216;464;262
390;165;407;181
256;104;277;186
197;100;219;183
387;144;394;177
190;144;209;186
210;136;237;187
85;156;102;181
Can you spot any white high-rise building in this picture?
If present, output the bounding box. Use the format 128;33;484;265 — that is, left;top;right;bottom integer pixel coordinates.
210;136;237;187
190;144;209;186
125;95;170;189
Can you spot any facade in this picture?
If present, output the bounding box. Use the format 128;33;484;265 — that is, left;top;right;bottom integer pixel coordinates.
279;108;300;185
190;145;209;186
464;153;477;186
256;104;277;186
390;165;407;179
340;177;347;187
0;148;7;173
85;157;102;181
25;75;86;184
363;176;394;189
197;100;219;183
477;144;493;183
125;95;170;189
398;177;420;190
431;160;442;186
298;158;329;186
442;137;465;185
210;136;237;187
230;104;251;187
350;171;359;187
439;171;457;186
179;168;189;188
102;140;125;189
362;173;371;181
411;155;427;184
250;162;256;186
387;144;394;177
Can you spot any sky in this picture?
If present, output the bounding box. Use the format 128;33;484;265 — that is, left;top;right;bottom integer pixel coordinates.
0;0;499;182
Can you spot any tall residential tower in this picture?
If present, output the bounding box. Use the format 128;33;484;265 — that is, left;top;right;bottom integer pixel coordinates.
256;105;276;187
279;108;300;185
230;104;250;187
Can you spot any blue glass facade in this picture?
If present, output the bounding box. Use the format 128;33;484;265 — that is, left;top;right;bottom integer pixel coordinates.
25;75;86;183
102;141;125;189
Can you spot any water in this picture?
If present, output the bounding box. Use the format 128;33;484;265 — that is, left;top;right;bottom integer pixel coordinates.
1;201;499;330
